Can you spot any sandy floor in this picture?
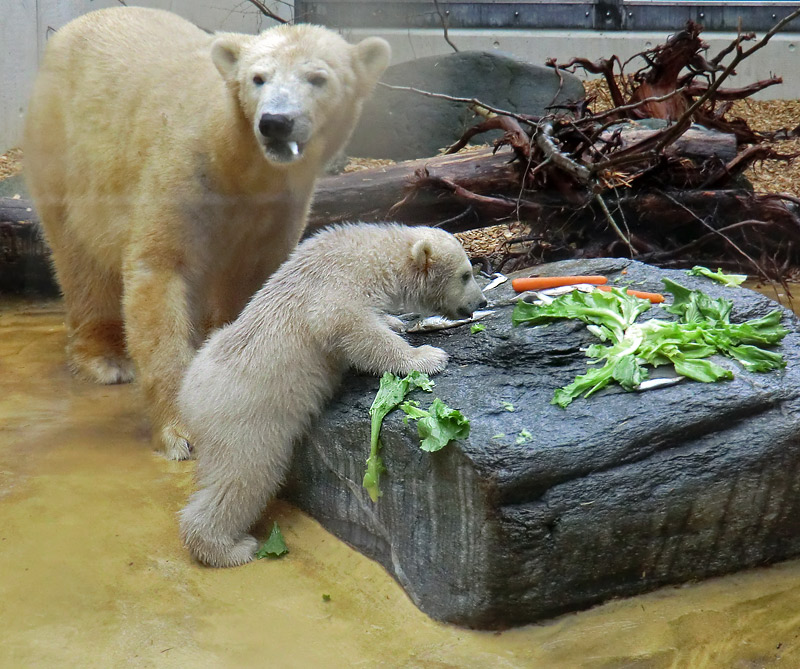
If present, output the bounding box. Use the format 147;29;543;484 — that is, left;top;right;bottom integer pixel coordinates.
2;297;800;668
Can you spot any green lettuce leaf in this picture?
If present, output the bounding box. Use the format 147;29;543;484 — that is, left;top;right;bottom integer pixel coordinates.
512;287;651;343
363;371;433;501
401;398;471;452
688;265;748;287
551;329;649;407
726;344;787;372
663;278;732;324
670;356;733;383
255;522;289;559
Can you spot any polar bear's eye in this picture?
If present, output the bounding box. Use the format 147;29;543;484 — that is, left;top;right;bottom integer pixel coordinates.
461;271;471;283
308;72;328;87
253;74;266;86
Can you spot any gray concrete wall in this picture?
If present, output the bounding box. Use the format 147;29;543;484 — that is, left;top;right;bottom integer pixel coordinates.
346;27;800;101
0;0;289;154
3;3;799;154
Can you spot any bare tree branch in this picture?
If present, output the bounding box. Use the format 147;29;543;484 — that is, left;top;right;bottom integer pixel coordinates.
431;0;459;53
377;83;535;125
594;193;636;255
242;0;289;24
535;121;591;184
653;7;800;154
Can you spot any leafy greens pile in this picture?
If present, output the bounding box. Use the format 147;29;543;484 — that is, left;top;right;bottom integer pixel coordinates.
512;279;788;407
364;371;470;501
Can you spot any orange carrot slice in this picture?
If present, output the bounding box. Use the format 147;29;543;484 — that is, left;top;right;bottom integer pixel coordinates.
511;275;608;292
597;285;665;303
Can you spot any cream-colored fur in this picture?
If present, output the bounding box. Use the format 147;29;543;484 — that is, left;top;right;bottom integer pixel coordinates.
178;223;487;567
23;7;390;460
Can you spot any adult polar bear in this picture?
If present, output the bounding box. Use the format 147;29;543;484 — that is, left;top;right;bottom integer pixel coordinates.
24;7;390;459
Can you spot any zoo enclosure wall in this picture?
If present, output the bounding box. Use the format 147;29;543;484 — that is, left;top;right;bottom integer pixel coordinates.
2;0;800;154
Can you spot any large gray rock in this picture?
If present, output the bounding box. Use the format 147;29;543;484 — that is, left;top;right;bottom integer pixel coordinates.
283;258;800;629
346;51;585;161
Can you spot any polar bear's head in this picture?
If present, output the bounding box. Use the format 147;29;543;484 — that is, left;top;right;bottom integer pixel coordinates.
211;25;390;165
409;229;488;320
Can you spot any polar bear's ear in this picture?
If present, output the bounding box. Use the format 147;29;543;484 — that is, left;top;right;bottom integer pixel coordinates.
354;37;391;86
411;239;434;273
211;35;245;81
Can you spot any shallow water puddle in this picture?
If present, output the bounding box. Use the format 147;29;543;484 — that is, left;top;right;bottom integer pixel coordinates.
2;297;800;667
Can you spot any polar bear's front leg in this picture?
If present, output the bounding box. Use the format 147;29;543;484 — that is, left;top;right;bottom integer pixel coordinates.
339;313;449;377
123;254;199;460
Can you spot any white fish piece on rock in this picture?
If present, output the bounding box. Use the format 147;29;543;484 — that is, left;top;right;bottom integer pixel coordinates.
635;376;685;392
407;309;495;333
483;273;509;292
514;283;607;306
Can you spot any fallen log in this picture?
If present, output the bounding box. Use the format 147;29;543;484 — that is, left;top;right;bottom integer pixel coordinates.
309;147;519;228
3;143;800;293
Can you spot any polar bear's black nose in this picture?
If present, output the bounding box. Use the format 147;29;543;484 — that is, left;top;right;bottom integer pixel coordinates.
259;113;294;139
478;297;488;309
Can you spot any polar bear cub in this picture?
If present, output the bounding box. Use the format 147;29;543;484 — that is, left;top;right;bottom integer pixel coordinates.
178;223;486;567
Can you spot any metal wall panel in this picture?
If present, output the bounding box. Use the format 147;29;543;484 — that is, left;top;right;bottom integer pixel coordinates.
296;0;800;31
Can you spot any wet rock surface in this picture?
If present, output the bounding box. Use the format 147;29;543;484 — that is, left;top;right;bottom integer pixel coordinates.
346;51;585;161
283;258;800;629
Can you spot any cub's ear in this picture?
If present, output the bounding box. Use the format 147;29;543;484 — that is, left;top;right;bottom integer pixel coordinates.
353;37;391;90
411;239;434;273
211;34;248;81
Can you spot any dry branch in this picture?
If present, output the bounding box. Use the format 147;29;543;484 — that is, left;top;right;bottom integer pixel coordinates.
242;0;288;24
379;10;800;278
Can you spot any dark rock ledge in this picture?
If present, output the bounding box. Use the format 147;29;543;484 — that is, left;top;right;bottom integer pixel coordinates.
283;257;800;629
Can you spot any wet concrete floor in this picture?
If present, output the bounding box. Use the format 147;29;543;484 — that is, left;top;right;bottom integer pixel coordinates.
2;297;800;667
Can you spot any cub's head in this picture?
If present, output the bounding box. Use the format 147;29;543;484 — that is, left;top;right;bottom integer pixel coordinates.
211;25;390;165
409;229;488;320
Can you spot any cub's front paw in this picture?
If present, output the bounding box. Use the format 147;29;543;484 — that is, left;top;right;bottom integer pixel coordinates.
383;315;406;333
410;345;448;376
159;422;194;461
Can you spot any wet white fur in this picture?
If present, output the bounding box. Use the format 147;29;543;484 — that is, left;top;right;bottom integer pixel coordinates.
178;223;486;567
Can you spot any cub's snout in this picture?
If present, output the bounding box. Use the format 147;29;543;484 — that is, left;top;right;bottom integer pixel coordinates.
456;295;488;319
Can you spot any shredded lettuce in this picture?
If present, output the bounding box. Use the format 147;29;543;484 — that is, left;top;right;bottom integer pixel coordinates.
515;429;533;445
364;371;434;501
688;265;748;287
513;279;788;407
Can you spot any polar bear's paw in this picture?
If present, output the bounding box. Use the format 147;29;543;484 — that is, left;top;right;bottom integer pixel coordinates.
383;314;406;332
221;535;260;567
71;353;135;385
187;534;259;568
159;423;194;461
409;345;449;376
